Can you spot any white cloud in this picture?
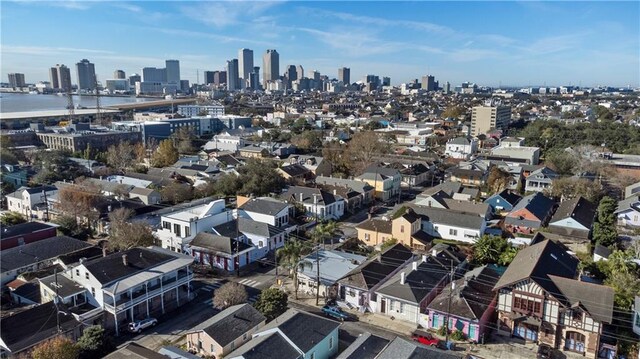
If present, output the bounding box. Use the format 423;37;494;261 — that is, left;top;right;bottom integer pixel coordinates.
180;1;285;28
2;45;114;56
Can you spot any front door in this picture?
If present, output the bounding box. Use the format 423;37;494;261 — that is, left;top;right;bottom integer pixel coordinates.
380;298;386;313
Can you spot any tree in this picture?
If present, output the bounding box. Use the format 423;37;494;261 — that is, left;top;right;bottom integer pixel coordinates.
253;288;288;321
311;221;338;248
160;182;194;204
544;150;577;175
106;141;140;173
605;270;640;310
172;126;197;155
592;196;618;247
57;180;104;231
212;173;241;197
486;166;511;194
544;177;604;203
30;336;79;359
498;245;519;266
321;141;350;177
442;105;464;118
380;238;398;252
346;131;388;174
291;131;323;152
77;325;112;359
1;211;26;226
237;159;286;196
213;282;248;309
277;240;309;300
473;235;513;265
194;180;216;198
31;150;88;185
151;139;179;167
108;208;155;250
54;215;89;240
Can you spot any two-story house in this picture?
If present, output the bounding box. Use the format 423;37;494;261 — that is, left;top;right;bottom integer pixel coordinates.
445;137;478;160
156;199;233;252
547;196;596;240
281;186;345;221
525;167;558;193
615;194;640;227
315;176;375;213
297;250;367;299
504;192;556;235
6;185;57;221
237;196;294;229
355;164;401;202
494;239;615;359
69;246;194;335
484;189;522;213
187;231;254;272
227;309;340;359
213;218;286;262
410;205;487;244
356;208;433;250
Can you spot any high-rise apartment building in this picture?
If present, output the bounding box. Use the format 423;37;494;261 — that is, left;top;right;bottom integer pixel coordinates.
142;67;166;82
165;60;180;84
76;59;97;91
338;67;350;84
295;65;304;80
114;70;126;79
249;67;260;90
238;48;254;81
226;59;239;91
204;71;215;85
8;73;25;88
285;65;297;84
262;49;279;86
50;64;72;91
471;105;511;136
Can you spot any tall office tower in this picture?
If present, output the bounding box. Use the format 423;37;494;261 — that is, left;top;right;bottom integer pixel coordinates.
204;71;215;85
421;75;437;91
129;73;141;88
444;81;451;94
285;65;297;83
338;67;350;84
295;65;304;80
76;59;97;91
226;59;239;91
214;71;227;86
382;77;391;86
8;73;26;88
238;48;254;81
142;67;166;82
50;64;72;91
471;104;511;136
165;60;180;84
312;70;321;82
114;70;126;79
365;74;380;90
250;66;260;90
262;49;279;86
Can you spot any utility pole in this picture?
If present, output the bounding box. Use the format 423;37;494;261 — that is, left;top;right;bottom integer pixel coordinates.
315;244;320;306
445;259;454;344
54;268;61;332
236;215;240;277
94;77;101;127
41;190;49;222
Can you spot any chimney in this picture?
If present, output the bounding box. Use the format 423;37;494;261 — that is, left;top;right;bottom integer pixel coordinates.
368;213;372;220
400;272;406;285
299;193;303;202
431;248;438;257
412;261;418;271
122;254;128;266
333;189;337;196
422;254;427;263
102;246;107;257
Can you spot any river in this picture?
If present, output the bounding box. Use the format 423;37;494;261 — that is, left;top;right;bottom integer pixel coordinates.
0;92;160;113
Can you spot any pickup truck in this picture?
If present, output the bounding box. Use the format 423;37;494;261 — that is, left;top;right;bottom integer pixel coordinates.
321;305;350;321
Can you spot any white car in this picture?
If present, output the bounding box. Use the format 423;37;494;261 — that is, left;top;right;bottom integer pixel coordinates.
128;318;157;333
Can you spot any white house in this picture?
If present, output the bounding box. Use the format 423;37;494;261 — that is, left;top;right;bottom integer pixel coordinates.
6;185;58;220
525;167;558;192
237;196;294;228
204;135;245;152
445;137;478;160
212;218;287;261
281;186;345;221
615;195;640;227
155;199;234;252
297;250;366;298
410;205;486;244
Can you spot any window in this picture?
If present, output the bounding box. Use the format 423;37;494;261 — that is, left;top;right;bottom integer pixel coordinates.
449;228;458;236
364;233;370;241
399;302;405;313
329;337;334;349
565;332;586;353
243;333;247;341
513;296;542;316
259;241;264;248
75;269;80;277
91;287;95;297
310;353;315;359
185;226;191;237
85;272;90;280
400;225;405;233
210;344;214;353
174;223;181;237
163;221;170;230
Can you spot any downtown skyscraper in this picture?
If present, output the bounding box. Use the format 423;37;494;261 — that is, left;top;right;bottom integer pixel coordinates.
238;48;254;84
226;59;239;91
76;59;96;91
338;67;350;85
50;64;72;91
262;49;279;87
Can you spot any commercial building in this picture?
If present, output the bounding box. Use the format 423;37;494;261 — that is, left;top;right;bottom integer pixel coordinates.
421;75;437;91
142;67;166;82
36;125;141;152
113;69;126;79
203;71;215;85
177;104;225;117
471;105;511;136
249;67;260;90
76;59;96;91
262;49;279;87
49;64;72;91
226;59;240;91
214;71;227;86
165;59;180;84
105;79;129;93
338;67;350;84
7;73;25;88
128;73;141;88
238;48;254;82
296;65;304;80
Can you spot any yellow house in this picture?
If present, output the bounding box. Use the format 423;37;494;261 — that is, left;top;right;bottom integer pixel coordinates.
356;208;432;250
355;165;401;201
356;217;393;247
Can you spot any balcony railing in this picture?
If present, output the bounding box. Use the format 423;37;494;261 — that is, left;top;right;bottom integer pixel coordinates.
107;273;193;312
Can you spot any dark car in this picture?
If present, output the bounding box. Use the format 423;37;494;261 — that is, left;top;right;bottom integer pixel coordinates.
537;344;552;358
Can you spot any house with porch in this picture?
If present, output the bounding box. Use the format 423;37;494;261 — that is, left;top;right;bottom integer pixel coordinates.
615;194;640;228
187;232;254;272
237;196;294;228
5;185;58;221
409;205;487;244
356;208;434;250
297;250;367;299
504;192;556;235
69;246;194;335
355;164;401;202
337;243;414;312
494;239;615;359
426;265;501;343
315;176;374;214
525;167;558;193
213;218;286;262
281;186;345;221
547;196;596;240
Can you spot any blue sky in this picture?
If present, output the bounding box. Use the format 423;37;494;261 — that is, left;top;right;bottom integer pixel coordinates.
2;1;638;87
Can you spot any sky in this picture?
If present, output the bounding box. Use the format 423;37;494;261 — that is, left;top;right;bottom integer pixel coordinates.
2;1;639;88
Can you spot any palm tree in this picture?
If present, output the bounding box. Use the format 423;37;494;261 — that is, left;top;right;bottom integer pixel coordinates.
277;240;307;300
312;221;338;249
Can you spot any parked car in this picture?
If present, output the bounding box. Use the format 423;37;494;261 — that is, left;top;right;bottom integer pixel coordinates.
321;305;350;321
128;318;158;333
537;344;552;358
411;330;442;347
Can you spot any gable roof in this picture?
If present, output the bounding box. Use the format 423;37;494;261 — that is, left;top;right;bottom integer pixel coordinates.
215;218;282;239
335;332;390;359
494;239;578;295
0;236;92;273
189;232;253;254
104;342;169;359
189;304;266;347
297;250;367;286
339;244;413;290
376;337;463;359
490;189;522;207
227;331;300;359
355;218;392;235
549;196;596;228
508;192;556;221
279;163;311;177
547;275;614;324
258;309;340;353
376;257;450;304
83;247;175;285
281;186;340;206
421;181;462;197
239;197;290;216
408;205;485;230
614;194;640;214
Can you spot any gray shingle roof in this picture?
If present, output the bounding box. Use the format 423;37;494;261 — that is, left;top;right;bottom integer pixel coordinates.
408;205;485;230
1;221;56;239
339;244;414;290
508;192;556;221
377;337;463;359
215;218;282;239
336;332;390;359
549;196;595;228
282;186;339;206
548;275;614;324
189;304;265;347
0;236;93;273
259;309;339;352
83;247;176;285
240;197;290;216
189;232;253;254
376;257;449;304
227;331;300;359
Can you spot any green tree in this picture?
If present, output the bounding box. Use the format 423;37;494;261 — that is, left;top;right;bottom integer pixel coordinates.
544;150;577;175
442;105;464;118
498;245;520;266
291;130;323;152
213;282;248;309
592;196;618;247
151;139;179;167
380;238;398;252
473;235;512;265
77;325;112;359
237;159;286;196
544;178;604;203
605;270;640;310
277;240;309;300
160;182;194;204
31;150;88;185
54;214;89;240
212;173;241;196
253;288;288;321
1;212;26;226
30;336;79;359
311;221;338;248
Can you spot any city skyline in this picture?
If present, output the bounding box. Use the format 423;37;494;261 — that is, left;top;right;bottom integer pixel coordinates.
2;1;639;87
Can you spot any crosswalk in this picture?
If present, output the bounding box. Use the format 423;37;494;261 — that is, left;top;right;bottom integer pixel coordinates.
238;278;262;288
200;282;259;307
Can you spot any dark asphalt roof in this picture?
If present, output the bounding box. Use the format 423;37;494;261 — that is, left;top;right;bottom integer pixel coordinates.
39;273;86;298
227;331;300;359
83;247;175;285
493;189;522;206
422;181;462;197
12;281;41;303
548;275;614;324
408;205;485;230
356;218;392;235
0;301;80;354
260;309;339;353
190;232;253;254
104;342;169;359
494;239;578;297
0;236;92;273
190;304;265;347
279;163;311;177
1;222;56;239
215;218;281;239
377;337;463;359
549;196;595;228
336;332;390;359
508;192;556;221
339;243;413;290
240;197;290;216
377;257;450;304
282;186;339;205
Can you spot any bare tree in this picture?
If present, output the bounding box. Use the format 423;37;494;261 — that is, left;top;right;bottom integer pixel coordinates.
108;208;155;250
213;282;248;309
